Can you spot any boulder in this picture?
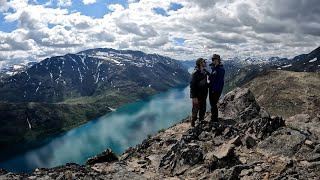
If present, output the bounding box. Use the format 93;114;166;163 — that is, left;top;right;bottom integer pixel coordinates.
218;88;261;122
86;148;118;165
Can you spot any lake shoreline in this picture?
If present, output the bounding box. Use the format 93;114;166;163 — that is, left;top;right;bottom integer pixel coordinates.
0;85;191;173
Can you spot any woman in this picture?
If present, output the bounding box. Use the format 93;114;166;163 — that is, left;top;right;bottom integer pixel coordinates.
190;58;209;127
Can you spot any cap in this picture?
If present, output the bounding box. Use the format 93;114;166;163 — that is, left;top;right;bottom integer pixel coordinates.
212;54;220;60
196;58;206;66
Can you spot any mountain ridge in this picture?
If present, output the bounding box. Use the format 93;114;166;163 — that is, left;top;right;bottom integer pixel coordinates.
0;48;190;153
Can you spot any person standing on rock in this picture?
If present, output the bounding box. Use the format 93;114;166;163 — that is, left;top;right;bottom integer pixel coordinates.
190;58;209;127
209;54;225;122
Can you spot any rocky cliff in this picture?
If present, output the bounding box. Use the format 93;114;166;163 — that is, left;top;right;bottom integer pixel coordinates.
2;87;320;179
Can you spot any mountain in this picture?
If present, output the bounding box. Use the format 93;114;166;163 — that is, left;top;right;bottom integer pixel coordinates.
225;46;320;93
280;46;320;72
0;48;190;151
0;62;36;80
2;87;320;179
0;48;189;103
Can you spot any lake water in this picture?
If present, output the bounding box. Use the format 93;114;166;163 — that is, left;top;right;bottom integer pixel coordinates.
0;85;199;173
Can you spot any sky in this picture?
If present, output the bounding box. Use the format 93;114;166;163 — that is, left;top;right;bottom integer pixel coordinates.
0;0;319;66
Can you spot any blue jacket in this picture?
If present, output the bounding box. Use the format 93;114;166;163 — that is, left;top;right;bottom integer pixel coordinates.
209;64;225;93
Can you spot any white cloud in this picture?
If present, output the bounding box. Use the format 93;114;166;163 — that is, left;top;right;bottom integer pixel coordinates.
82;0;96;5
0;0;9;12
0;0;319;65
108;4;125;12
57;0;72;7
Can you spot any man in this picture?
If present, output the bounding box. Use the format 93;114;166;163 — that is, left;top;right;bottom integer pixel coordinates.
209;54;225;122
190;58;208;127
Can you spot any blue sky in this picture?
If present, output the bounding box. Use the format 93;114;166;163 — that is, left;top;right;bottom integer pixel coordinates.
0;0;319;67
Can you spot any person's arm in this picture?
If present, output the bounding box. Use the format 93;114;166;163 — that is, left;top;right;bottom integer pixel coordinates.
190;72;198;99
213;68;225;92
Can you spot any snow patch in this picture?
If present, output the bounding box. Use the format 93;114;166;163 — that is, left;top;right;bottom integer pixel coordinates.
78;67;83;82
49;72;53;81
35;82;42;93
13;64;24;70
108;107;116;111
67;55;79;64
282;64;292;68
80;56;89;69
309;58;318;63
131;62;144;67
26;118;32;129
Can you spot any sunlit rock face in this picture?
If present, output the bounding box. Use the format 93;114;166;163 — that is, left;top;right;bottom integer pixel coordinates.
3;87;320;179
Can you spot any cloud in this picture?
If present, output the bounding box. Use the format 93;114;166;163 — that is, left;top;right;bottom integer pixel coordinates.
132;35;168;47
0;0;319;66
108;4;125;12
0;0;9;12
82;0;96;5
236;3;258;27
57;0;72;7
206;32;247;44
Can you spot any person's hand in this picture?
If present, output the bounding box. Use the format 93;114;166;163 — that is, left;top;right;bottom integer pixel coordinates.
192;98;198;105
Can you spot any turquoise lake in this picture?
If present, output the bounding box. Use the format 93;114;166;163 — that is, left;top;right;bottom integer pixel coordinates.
0;85;200;173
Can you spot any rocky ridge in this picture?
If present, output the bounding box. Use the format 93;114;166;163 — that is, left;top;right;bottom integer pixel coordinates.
1;87;320;179
243;70;320;119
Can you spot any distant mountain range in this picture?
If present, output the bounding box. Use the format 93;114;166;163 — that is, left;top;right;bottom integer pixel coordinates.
0;62;36;80
0;48;190;152
181;45;319;73
0;48;189;103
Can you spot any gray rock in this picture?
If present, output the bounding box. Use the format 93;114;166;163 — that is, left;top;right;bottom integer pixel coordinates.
213;140;236;159
218;88;261;122
242;134;257;148
240;169;253;176
86;148;118;165
257;128;306;157
260;108;270;119
159;141;203;175
253;166;262;172
305;140;314;148
286;114;320;140
314;144;320;153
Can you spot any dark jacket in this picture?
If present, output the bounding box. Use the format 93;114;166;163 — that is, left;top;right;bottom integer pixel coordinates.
209;64;225;93
190;68;208;99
